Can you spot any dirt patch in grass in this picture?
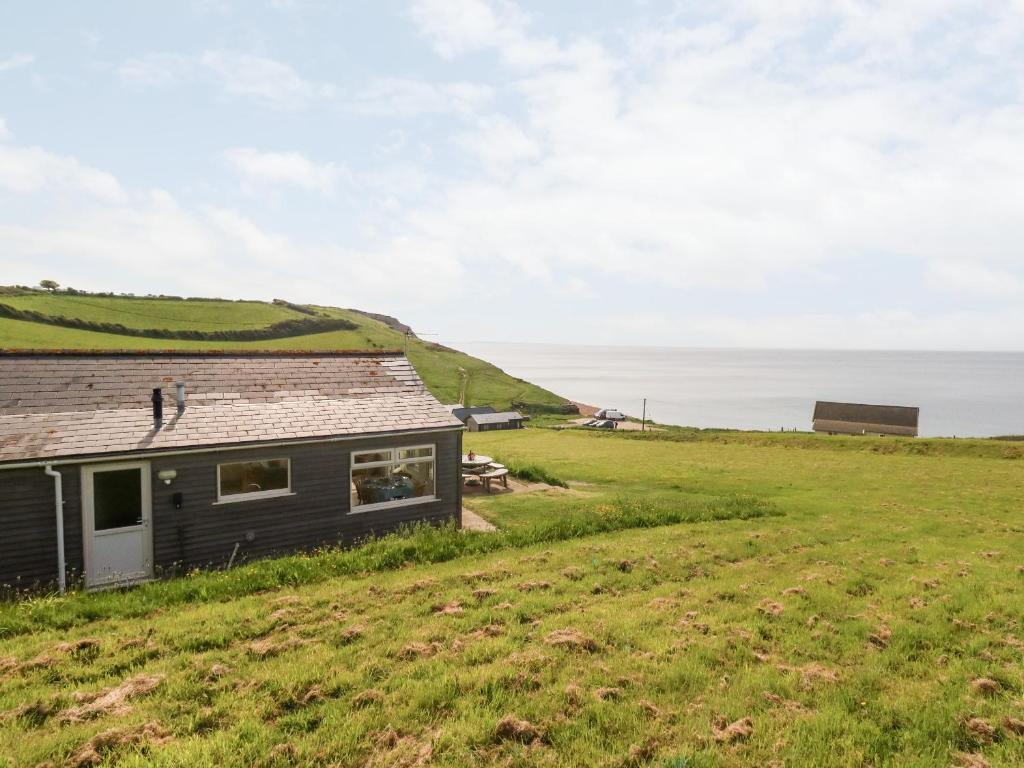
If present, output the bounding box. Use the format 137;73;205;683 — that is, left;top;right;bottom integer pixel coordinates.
269;608;297;623
638;699;662;718
757;600;784;617
964;717;997;745
970;678;1000;696
593;686;622;701
60;673;164;722
954;753;990;768
397;641;443;660
544;629;599;652
66;720;170;768
118;635;155;651
338;623;367;645
454;624;505;650
247;635;305;658
516;581;551;592
712;716;753;743
353;688;385;708
207;663;231;680
367;727;436;768
294;684;325;708
461;569;513;583
763;692;808;714
14;638;101;674
0;698;58;727
868;625;892;649
1004;717;1024;736
434;601;464;615
647;597;676;609
398;579;438;595
56;638;101;655
777;662;839;688
626;737;660;764
472;588;497;600
494;714;544;744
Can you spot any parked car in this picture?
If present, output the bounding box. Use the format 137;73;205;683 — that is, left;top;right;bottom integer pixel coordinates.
585;419;616;429
595;408;625;420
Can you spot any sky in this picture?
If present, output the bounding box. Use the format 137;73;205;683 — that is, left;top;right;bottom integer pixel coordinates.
1;0;1023;350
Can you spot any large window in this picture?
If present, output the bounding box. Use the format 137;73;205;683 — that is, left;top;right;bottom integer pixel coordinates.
350;445;435;511
217;458;291;502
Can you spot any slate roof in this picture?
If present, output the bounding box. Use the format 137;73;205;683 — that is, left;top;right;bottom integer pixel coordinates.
468;411;524;425
812;401;919;428
0;351;463;463
449;405;496;423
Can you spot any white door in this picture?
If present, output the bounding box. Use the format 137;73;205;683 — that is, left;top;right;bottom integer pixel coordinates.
82;462;153;589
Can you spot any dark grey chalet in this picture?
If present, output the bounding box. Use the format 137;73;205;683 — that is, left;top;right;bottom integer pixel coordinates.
812;401;919;437
467;411;525;432
0;351;464;592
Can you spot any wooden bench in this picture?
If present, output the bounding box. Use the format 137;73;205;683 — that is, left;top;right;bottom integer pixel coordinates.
479;467;509;493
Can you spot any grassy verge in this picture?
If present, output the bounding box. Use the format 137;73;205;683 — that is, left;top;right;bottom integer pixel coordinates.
0;494;775;638
604;424;1024;459
502;461;569;488
3;429;1022;766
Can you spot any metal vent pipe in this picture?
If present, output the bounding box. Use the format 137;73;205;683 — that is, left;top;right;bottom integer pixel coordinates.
152;387;163;428
175;382;185;415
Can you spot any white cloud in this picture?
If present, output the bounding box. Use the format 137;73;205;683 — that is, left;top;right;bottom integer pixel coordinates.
408;0;507;59
454;115;539;175
118;50;334;108
407;0;563;68
199;51;335;107
349;78;493;117
223;148;346;195
0;136;461;309
118;52;193;87
393;0;1024;307
0;53;34;73
0;145;125;201
927;260;1023;297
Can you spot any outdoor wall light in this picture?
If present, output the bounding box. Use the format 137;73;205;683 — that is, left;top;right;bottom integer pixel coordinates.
157;469;178;485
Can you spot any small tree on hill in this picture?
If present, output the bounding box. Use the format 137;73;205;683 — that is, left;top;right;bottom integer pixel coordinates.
39;279;59;292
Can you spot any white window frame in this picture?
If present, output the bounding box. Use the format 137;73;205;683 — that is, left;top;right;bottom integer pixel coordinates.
349;443;437;514
215;457;294;504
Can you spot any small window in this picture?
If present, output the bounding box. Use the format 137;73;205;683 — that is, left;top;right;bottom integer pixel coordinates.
398;446;433;460
218;458;291;502
350;445;435;511
353;450;392;465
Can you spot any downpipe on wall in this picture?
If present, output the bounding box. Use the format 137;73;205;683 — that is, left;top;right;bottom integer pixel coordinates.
43;464;66;594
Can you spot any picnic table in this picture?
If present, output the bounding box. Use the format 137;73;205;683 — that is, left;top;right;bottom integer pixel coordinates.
461;455;509;492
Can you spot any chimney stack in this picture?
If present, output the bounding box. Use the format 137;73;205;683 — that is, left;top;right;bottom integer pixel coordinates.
175;382;185;416
152;388;163;428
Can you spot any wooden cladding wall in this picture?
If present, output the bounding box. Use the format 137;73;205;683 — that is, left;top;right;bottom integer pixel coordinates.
0;428;461;590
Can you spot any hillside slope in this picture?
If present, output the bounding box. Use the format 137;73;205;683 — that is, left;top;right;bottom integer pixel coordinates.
0;288;569;412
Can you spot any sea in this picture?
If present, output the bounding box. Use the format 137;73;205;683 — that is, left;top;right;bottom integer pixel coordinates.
456;343;1024;438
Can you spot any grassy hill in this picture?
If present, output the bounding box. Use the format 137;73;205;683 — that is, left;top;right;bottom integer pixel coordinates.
0;288;569;412
1;428;1022;766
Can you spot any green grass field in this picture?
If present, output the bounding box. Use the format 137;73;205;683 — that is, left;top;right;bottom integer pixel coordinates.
1;429;1021;767
0;291;566;412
